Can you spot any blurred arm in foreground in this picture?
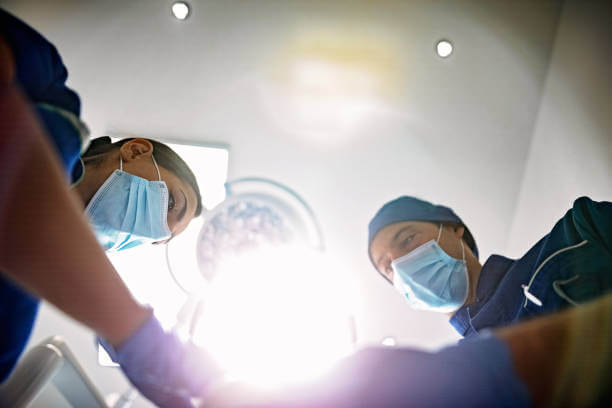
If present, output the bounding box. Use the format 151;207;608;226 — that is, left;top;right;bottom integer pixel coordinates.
0;33;218;406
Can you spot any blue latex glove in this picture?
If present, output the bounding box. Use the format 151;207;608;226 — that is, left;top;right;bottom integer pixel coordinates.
227;332;531;407
100;314;220;408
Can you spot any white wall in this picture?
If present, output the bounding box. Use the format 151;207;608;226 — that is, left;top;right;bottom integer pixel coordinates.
507;0;612;257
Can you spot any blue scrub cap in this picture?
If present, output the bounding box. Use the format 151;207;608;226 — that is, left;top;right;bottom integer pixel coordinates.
368;196;478;260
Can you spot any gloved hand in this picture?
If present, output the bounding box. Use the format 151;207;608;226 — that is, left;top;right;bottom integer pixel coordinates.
100;313;220;408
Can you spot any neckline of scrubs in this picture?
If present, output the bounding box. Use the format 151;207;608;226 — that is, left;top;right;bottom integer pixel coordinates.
449;255;513;336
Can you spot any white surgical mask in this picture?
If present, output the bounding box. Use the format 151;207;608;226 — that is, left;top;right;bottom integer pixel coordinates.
391;225;469;313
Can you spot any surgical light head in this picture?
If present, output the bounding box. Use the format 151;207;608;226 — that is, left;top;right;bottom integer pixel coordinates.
165;178;354;388
197;199;294;280
195;177;324;282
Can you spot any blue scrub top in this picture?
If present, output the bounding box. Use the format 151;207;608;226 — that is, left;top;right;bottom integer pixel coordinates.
450;197;612;337
0;9;84;382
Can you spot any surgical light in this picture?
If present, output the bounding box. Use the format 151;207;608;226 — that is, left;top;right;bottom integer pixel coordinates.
166;177;323;299
195;178;323;281
171;1;190;20
166;177;324;287
436;40;453;58
165;178;356;388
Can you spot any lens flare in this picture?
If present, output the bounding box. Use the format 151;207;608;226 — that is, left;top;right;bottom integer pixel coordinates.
192;246;356;388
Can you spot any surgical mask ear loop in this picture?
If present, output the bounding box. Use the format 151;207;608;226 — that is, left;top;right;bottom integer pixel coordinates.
459;238;469;304
119;154;162;182
151;156;162;181
436;224;443;243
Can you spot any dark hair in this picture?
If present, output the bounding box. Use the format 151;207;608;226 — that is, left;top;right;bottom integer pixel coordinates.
83;137;203;217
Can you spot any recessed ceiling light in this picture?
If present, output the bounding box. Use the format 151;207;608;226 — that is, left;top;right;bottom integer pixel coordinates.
171;1;190;20
381;337;397;347
436;40;453;58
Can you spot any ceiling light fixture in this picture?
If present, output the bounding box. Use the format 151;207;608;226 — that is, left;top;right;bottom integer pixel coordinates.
436;40;453;58
381;337;397;347
171;1;190;20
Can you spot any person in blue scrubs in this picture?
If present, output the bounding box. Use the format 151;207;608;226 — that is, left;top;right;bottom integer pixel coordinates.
0;9;218;407
368;195;612;337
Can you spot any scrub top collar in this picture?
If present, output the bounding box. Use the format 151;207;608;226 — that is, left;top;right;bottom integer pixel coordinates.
449;255;513;336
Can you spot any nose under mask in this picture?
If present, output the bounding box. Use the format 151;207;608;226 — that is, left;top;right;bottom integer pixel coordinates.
391;225;469;313
85;155;172;252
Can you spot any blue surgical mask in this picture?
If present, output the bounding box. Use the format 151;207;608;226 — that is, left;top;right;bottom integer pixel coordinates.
391;225;468;313
85;156;171;252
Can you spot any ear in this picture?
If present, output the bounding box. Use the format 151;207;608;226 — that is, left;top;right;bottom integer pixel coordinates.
453;224;465;240
120;138;154;162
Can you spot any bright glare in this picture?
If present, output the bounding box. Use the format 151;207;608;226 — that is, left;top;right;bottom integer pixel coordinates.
163;143;228;296
165;142;228;210
294;59;379;95
171;2;190;20
192;246;356;388
260;29;400;144
436;40;453;58
289;58;382;132
381;337;396;347
108;244;186;328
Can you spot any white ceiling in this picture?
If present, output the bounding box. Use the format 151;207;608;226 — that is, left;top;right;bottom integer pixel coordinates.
4;0;565;342
7;0;591;404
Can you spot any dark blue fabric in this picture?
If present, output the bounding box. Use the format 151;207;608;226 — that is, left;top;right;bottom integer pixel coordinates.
0;9;80;115
0;280;39;384
450;197;612;338
450;255;521;337
0;9;83;182
368;196;479;259
0;9;83;383
35;105;83;180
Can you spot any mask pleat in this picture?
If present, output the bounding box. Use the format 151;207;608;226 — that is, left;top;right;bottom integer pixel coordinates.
84;166;171;252
392;240;469;313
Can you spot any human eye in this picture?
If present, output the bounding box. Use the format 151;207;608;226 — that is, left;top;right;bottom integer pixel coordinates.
401;233;416;249
168;192;176;211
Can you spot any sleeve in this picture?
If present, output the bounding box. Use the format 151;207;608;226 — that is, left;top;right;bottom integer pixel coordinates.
0;8;88;178
0;8;80;115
